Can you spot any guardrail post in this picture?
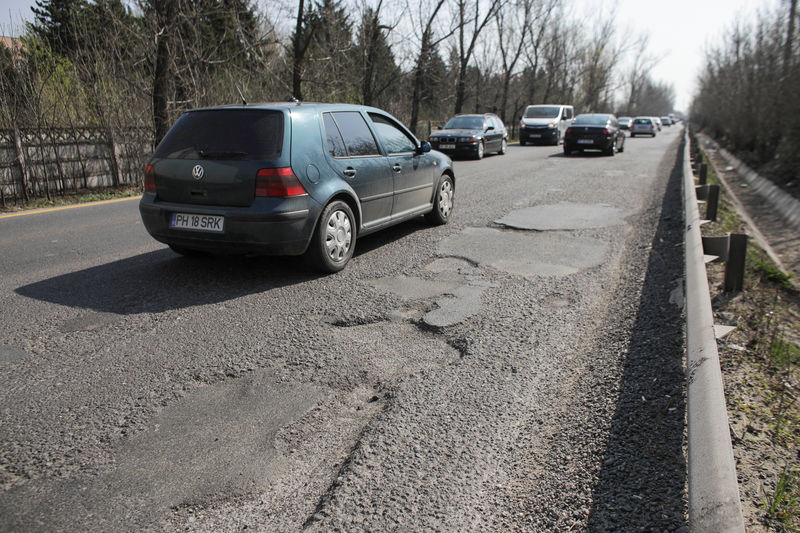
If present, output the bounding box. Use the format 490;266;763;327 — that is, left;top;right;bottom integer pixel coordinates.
699;163;707;185
724;234;748;293
695;184;720;222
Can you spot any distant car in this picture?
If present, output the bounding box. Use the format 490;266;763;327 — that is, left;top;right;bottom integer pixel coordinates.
518;104;575;145
428;113;508;159
140;102;455;272
618;117;632;131
563;113;625;156
651;116;662;131
630;117;657;137
660;116;671;126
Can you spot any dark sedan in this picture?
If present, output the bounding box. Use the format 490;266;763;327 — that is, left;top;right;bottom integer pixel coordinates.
563;114;625;156
428;113;508;160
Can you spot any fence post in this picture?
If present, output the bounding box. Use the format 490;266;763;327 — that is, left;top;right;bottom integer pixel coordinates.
108;129;122;187
699;163;707;185
12;127;29;202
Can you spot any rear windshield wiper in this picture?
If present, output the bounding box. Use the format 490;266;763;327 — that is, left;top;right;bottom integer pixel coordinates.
198;149;248;160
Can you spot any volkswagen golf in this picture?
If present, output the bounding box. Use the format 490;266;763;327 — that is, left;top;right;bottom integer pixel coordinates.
139;102;455;272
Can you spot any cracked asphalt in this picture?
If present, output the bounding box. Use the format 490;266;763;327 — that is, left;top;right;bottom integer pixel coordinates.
1;127;688;531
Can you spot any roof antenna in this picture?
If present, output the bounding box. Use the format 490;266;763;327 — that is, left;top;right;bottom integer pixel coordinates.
236;85;247;106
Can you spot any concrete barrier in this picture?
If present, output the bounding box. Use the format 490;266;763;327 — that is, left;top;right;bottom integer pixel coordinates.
683;130;745;532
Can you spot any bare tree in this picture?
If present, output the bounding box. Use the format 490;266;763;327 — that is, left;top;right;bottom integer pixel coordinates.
452;0;503;114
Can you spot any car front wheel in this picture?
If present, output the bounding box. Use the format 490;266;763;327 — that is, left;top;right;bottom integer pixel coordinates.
499;138;507;155
306;200;356;273
425;174;454;225
475;141;485;160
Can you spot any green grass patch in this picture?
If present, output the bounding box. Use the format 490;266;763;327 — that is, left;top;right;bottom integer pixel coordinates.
762;465;800;530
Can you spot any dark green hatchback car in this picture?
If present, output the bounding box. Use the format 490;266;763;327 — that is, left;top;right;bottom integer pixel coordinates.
139;102;455;272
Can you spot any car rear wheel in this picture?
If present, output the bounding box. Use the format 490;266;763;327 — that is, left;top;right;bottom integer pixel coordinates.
563;143;572;156
306;200;356;273
425;174;454;225
519;139;526;146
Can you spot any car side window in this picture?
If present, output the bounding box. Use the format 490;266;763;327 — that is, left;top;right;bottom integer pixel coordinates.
323;113;347;157
331;111;380;157
369;113;417;154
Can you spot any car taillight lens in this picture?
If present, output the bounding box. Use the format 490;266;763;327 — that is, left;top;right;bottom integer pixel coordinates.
144;164;156;192
603;128;611;135
566;128;573;135
255;168;307;197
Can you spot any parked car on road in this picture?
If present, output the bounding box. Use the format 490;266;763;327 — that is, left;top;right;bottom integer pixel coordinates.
428;113;507;159
630;117;657;137
563;113;625;156
140;102;455;272
518;104;574;146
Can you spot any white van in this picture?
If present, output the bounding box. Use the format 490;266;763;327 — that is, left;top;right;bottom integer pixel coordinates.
519;104;574;146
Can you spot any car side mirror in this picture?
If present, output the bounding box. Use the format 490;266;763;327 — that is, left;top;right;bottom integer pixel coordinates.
417;141;431;154
486;126;495;131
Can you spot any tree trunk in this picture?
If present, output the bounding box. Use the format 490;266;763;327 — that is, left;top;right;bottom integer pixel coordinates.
152;1;175;145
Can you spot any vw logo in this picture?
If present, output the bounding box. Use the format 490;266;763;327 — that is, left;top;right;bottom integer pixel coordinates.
192;165;205;180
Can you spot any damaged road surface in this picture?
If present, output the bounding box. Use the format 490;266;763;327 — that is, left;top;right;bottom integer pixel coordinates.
1;128;688;531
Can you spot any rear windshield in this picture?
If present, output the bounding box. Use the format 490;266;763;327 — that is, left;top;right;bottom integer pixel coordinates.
633;118;652;124
524;106;560;119
572;114;610;125
153;109;284;160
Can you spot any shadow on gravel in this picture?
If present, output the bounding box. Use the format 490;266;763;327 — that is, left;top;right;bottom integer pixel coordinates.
586;137;688;530
14;217;438;315
14;249;319;314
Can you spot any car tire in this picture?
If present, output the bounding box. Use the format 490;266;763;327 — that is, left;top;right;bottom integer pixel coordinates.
519;139;526;146
306;200;356;273
630;133;635;138
475;141;485;160
618;139;624;153
499;138;507;155
553;131;560;146
425;174;454;226
563;144;572;156
652;132;656;137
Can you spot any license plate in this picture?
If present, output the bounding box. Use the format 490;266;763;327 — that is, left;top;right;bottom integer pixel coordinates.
531;134;541;138
577;139;594;144
440;144;455;150
170;213;224;232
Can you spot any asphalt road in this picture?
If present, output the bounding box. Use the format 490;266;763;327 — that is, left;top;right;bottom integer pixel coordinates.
1;127;689;531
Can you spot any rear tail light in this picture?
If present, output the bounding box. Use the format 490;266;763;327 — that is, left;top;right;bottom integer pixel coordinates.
603;128;611;135
144;164;156;192
566;128;573;135
255;168;307;197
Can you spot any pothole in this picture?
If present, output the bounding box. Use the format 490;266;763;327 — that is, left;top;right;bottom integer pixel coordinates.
495;203;626;231
437;227;607;277
366;276;461;301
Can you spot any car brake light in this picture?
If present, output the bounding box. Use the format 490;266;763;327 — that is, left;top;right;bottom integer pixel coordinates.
144;164;156;192
603;128;611;135
255;168;307;197
566;128;573;135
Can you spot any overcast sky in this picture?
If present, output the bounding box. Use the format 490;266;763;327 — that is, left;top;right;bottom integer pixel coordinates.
2;0;783;111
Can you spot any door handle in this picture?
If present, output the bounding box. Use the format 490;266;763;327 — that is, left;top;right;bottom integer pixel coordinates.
343;167;356;178
392;164;402;173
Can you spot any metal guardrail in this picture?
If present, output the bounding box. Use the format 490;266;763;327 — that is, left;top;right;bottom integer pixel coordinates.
682;129;745;531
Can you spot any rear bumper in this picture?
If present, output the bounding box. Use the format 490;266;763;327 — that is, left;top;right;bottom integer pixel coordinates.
138;194;320;255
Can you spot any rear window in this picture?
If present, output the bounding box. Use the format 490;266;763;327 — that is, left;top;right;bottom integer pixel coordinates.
633;118;651;124
153;109;284;160
573;115;610;126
